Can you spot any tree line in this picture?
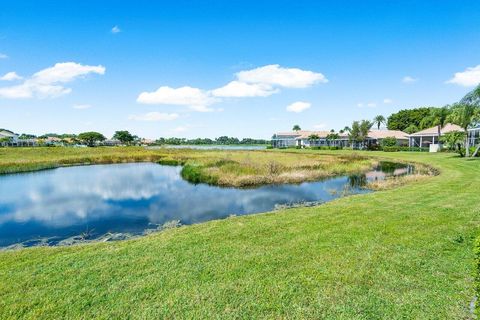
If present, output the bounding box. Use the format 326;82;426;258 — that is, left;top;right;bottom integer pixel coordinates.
10;131;270;147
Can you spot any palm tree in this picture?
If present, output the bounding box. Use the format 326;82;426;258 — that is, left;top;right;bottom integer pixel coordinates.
343;126;351;133
373;115;386;130
292;125;301;132
430;107;450;145
448;103;477;157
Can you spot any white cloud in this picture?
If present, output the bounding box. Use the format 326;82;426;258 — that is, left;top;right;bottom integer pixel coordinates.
383;98;393;104
446;65;480;87
402;76;418;83
0;53;7;59
128;112;179;121
210;81;277;97
73;104;92;110
237;64;327;88
137;65;326;112
286;101;311;113
111;26;121;34
32;62;105;84
137;86;215;112
0;72;22;81
0;62;105;99
357;102;377;108
189;105;214;112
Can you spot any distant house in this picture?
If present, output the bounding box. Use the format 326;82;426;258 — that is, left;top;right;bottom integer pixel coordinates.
365;129;409;147
469;125;480;146
103;139;122;146
0;129;19;146
272;129;408;148
409;123;463;151
271;131;305;148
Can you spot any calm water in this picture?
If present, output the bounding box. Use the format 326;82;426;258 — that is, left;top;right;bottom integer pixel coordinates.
0;162;411;247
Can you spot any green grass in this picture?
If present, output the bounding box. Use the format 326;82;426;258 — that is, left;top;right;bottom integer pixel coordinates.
0;149;478;319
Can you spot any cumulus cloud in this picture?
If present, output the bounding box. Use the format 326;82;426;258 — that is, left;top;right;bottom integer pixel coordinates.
446;65;480;87
0;72;22;81
137;86;215;112
138;64;327;111
211;80;277;97
0;53;7;59
128;112;179;121
237;64;327;88
111;26;121;34
357;102;377;108
0;62;105;99
402;76;418;83
383;98;393;104
73;104;92;110
286;101;311;113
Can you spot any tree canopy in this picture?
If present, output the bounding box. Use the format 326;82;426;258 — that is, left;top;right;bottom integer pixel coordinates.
113;131;134;145
78;132;106;147
387;107;438;132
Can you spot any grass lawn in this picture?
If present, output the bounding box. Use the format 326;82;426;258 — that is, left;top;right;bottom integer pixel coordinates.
0;148;478;319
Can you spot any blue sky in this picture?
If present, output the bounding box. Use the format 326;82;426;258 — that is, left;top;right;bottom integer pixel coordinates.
1;0;480;139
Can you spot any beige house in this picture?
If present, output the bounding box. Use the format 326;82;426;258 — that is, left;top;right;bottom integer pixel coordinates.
272;129;408;148
409;123;463;150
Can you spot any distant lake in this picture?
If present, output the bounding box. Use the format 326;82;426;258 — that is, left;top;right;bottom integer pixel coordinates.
0;162;412;248
150;145;267;150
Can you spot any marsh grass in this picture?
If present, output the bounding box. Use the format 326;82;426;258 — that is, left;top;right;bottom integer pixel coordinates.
0;147;379;187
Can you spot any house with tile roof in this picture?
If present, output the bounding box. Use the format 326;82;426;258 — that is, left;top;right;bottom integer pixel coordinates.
408;123;463;150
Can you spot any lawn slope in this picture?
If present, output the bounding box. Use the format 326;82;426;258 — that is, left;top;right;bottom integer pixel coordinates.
0;151;479;319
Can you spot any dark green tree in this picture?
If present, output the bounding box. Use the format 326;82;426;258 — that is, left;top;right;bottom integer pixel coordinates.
113;130;134;145
78;132;106;147
387;107;437;131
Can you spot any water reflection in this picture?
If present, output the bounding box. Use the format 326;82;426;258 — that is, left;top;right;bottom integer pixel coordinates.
0;162;410;247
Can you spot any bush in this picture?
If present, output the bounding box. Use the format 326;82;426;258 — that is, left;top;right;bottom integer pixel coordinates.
381;137;398;147
310;146;341;150
382;146;400;152
180;163;218;185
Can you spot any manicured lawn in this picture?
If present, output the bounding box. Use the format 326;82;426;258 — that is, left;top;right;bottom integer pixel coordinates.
0;149;478;319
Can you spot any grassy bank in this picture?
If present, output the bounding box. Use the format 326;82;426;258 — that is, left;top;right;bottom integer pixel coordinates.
0;147;378;187
0;149;478;318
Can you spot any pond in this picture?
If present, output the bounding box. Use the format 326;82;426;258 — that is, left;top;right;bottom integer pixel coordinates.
0;162;413;248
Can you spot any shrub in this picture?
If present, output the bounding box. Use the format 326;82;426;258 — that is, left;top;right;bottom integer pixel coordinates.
180;163;218;185
381;137;398;147
383;146;400;152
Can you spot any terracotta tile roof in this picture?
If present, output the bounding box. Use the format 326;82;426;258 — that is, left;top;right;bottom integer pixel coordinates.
410;123;464;136
295;131;332;139
367;129;409;140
